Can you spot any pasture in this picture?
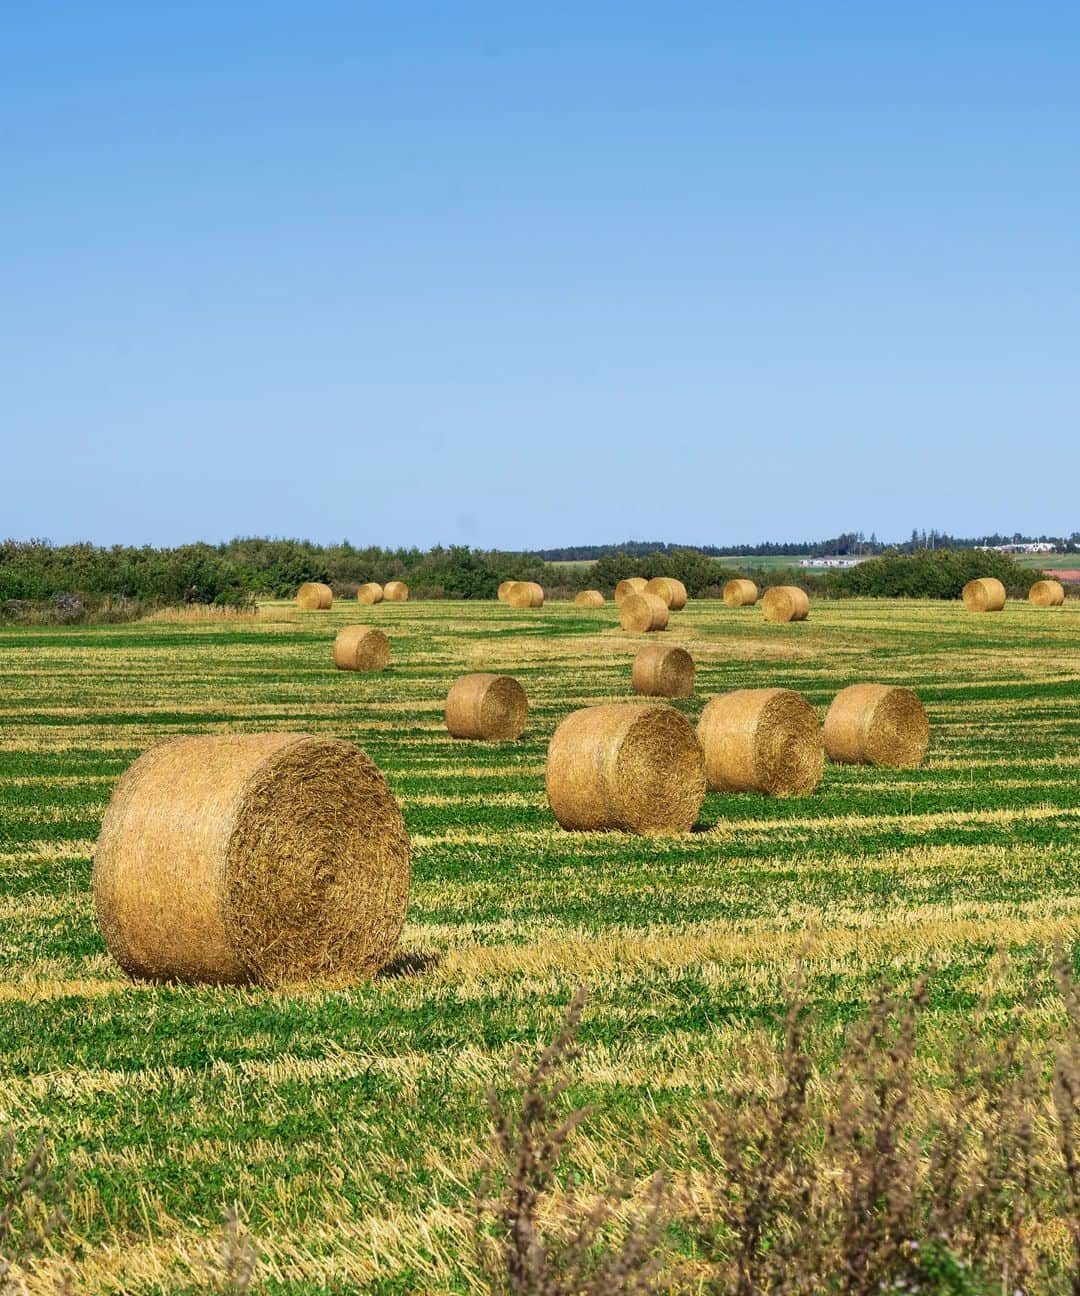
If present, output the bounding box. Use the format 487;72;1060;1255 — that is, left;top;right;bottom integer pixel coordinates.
1;597;1078;1291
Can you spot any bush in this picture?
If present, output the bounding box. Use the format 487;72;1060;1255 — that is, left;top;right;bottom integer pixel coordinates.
819;549;1041;600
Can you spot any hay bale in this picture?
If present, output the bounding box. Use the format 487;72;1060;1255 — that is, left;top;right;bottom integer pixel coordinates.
574;589;605;607
667;578;689;610
614;577;648;605
823;683;929;767
545;703;706;834
497;580;516;603
697;688;823;796
620;591;669;633
644;577;687;609
297;582;333;610
333;626;390;672
506;581;544;608
93;733;410;986
962;577;1006;612
445;673;528;740
762;586;810;623
383;581;409;602
1029;579;1065;607
356;582;384;605
723;579;758;607
632;644;695;697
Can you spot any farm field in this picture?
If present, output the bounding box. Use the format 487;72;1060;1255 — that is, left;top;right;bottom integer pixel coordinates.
1;596;1079;1291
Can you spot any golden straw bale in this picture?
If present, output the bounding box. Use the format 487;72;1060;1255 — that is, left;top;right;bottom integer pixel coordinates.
297;582;333;610
356;582;383;605
506;581;544;608
666;578;688;610
723;579;759;607
445;673;528;740
823;683;929;768
762;586;810;623
620;592;669;632
614;577;648;605
645;576;687;609
333;626;390;672
93;733;410;986
574;589;605;607
497;580;517;602
632;644;695;698
383;581;409;602
1029;579;1065;607
962;577;1006;612
545;703;706;834
697;688;823;796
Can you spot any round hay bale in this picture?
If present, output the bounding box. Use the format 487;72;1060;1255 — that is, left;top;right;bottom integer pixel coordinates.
356;582;384;605
93;733;411;986
497;580;516;603
620;591;669;633
506;581;544;609
631;644;695;698
962;577;1006;612
614;577;648;605
823;683;929;768
645;577;687;609
723;579;758;607
1029;579;1065;608
297;582;333;610
697;688;823;796
762;586;810;623
383;581;409;602
574;589;605;607
667;578;688;610
445;673;528;740
333;626;390;672
545;703;706;834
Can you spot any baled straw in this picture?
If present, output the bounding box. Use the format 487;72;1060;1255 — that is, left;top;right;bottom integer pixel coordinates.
645;577;687;609
546;703;706;834
631;644;695;697
1029;579;1065;607
574;589;606;607
497;580;516;603
962;577;1006;612
506;581;544;608
333;626;390;672
93;733;410;985
697;688;823;796
823;683;929;767
762;586;810;623
614;577;648;605
620;591;669;632
723;579;758;607
444;673;528;740
356;582;384;605
383;581;409;602
297;582;333;610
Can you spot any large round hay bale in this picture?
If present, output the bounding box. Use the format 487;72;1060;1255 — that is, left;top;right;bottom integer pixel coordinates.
723;579;758;607
762;586;810;623
93;733;410;986
823;683;929;767
383;581;409;602
697;688;823;796
445;673;528;740
506;581;544;608
497;580;516;603
1029;579;1065;608
297;582;333;611
962;577;1006;612
574;589;605;607
614;577;648;605
644;577;688;610
545;703;706;834
356;582;384;605
620;592;669;633
333;626;390;672
631;644;695;698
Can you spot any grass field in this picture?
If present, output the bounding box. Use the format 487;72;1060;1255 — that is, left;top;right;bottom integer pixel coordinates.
1;597;1079;1291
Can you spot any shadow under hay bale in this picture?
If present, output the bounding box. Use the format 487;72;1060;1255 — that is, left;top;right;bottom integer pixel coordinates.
631;643;695;698
823;683;929;767
445;673;528;740
333;626;390;672
698;687;823;796
620;591;669;633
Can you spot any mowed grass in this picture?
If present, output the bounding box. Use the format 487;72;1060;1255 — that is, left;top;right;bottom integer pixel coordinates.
0;597;1078;1291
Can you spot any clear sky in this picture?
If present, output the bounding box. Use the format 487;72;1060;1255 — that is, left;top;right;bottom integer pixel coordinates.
3;2;1077;550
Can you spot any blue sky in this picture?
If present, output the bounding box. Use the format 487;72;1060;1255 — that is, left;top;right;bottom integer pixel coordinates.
3;2;1077;549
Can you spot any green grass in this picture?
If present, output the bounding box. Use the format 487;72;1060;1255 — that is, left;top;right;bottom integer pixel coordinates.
0;596;1078;1290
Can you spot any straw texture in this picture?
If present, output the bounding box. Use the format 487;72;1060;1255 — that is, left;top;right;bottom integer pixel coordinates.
962;578;1006;612
723;579;758;607
697;688;823;796
614;577;648;605
297;582;333;610
444;673;528;740
631;644;695;697
645;577;688;610
574;590;606;607
93;733;410;986
546;703;706;834
1029;579;1065;607
497;581;516;603
823;683;929;768
762;586;810;623
506;581;544;609
356;583;384;605
333;626;390;672
620;592;669;633
383;581;409;602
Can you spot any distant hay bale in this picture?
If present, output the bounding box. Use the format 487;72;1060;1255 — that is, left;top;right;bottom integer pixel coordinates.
297;582;333;610
614;577;648;605
93;733;410;986
824;683;929;768
762;586;810;623
1029;579;1065;607
545;703;706;834
506;581;544;608
723;579;758;607
962;577;1006;612
444;673;528;740
645;577;688;610
632;644;695;697
619;592;669;633
333;626;390;672
574;589;605;607
697;688;823;796
383;581;409;602
356;583;384;605
497;581;516;603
